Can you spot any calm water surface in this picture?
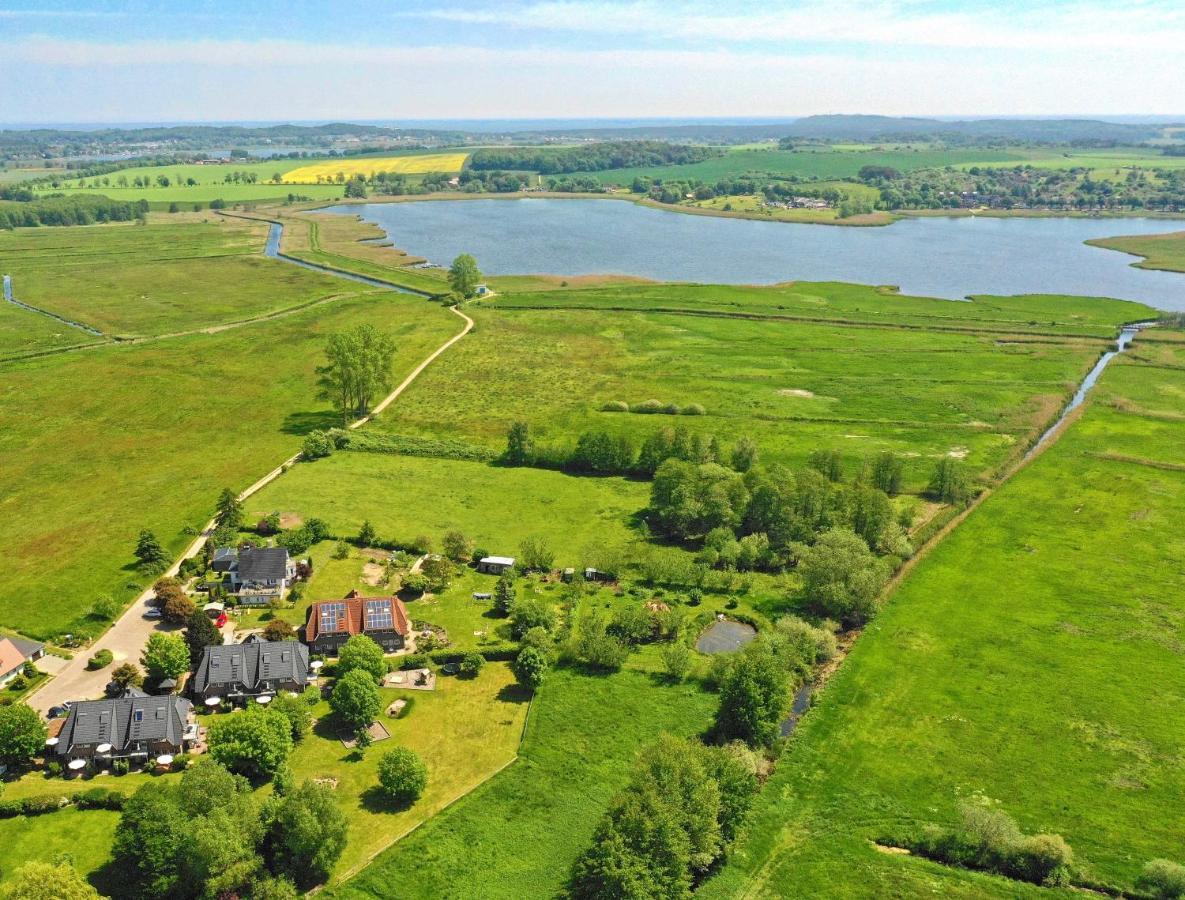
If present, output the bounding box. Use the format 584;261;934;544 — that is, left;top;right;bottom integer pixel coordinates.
324;198;1185;310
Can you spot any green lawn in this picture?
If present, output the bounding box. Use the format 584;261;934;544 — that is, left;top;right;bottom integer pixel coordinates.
330;657;717;899
1087;229;1185;274
0;220;355;336
244;453;651;567
701;353;1185;897
361;296;1127;489
0;808;121;888
0;272;459;639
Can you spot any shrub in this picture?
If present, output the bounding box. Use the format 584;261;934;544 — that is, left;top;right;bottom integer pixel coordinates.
302;430;335;460
337;634;387;682
600;400;628;412
660;642;692;682
459;652;485;678
400;652;430;671
86;649;114;670
331;669;381;730
682;403;706;415
333;540;351;560
401;572;429;596
1138;860;1185;899
661;402;681;415
512;646;550;689
510;598;556;639
111;758;130;775
630;399;664;414
376;747;428;806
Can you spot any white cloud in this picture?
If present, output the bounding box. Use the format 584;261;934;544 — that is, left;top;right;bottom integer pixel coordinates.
414;0;1185;53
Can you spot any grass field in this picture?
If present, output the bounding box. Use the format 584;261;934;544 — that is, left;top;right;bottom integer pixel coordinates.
1087;229;1185;274
282;153;469;183
360;291;1138;489
0;226;459;638
244;454;649;565
0;808;121;888
700;350;1185;897
330;658;717;899
0;219;355;336
0;295;105;360
573;146;1024;185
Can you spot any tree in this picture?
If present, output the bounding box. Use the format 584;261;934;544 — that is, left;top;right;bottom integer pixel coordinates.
660;642;692;682
928;457;971;504
808;448;844;482
337;634;387;682
111;662;144;689
376;746;428;805
798;528;887;628
262;618;296;641
730;436;758;472
0;861;101;900
512;646;550;689
459;651;485;677
248;877;299;900
448;253;481;298
1138;860;1185;899
510;598;556;639
519;536;555;572
504;421;533;465
357;519;377;547
0;704;48;766
714;639;791;748
316;326;397;423
331;669;381;730
162;591;195;625
270;692;312;742
267;780;348;888
216;487;243;529
134;529;168;571
870;451;904;496
442;530;473;563
420;555;453;592
185;607;223;665
141;632;190;681
208;705;293;779
493;568;518;616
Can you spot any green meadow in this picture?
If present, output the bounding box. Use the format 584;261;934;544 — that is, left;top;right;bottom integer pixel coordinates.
0;220;353;336
330;660;717;900
0;222;459;638
572;146;1023;184
366;292;1136;488
1088;229;1185;274
0;296;105;360
701;350;1185;897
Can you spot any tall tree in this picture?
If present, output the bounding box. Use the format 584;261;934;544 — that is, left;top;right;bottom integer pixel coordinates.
141;633;190;682
134;529;168;571
316;325;397;422
447;253;481;298
0;861;100;900
185;607;223;666
0;705;48;766
267;781;348;888
216;487;243;529
504;421;533;465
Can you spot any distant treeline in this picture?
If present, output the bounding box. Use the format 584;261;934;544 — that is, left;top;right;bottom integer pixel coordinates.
0;193;148;229
468;141;722;174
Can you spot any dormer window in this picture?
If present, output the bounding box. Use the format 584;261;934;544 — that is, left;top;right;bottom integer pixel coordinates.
133;710;143;723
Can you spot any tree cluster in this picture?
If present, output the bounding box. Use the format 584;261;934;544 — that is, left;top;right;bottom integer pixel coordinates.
0;194;148;230
469;142;721;175
316;324;397;423
569;735;758;900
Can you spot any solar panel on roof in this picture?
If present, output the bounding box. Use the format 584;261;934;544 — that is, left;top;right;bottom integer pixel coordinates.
365;600;394;631
320;602;346;632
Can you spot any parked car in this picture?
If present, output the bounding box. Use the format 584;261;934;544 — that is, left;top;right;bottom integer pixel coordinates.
144;607;163;619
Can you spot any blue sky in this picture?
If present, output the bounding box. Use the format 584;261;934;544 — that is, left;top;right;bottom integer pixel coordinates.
1;0;1181;124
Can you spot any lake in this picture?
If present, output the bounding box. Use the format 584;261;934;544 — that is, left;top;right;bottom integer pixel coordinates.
324;198;1185;310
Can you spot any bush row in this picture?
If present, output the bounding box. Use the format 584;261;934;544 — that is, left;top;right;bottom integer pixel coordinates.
0;787;127;818
303;428;496;463
601;399;706;416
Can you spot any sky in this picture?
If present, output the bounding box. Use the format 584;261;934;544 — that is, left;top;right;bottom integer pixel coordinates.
1;0;1183;124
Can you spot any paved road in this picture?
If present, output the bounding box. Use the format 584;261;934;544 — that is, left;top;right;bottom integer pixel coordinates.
25;252;474;715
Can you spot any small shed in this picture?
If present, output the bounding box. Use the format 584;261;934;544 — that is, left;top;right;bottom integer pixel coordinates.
584;567;611;582
561;567;576;583
477;556;515;575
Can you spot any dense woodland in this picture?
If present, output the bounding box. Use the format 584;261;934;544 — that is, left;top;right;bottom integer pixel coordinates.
468;142;722;174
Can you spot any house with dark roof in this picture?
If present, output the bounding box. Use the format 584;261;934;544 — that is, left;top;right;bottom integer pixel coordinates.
0;636;45;687
304;590;410;656
226;546;296;606
56;694;194;763
191;639;309;702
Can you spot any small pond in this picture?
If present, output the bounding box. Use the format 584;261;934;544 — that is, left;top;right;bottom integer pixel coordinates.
695;619;758;654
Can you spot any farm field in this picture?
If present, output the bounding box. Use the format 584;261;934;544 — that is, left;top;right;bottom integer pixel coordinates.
282;152;470;182
0;219;354;336
572;146;1024;185
700;351;1185;897
330;658;717;900
0;269;459;639
364;295;1138;489
1087;229;1185;274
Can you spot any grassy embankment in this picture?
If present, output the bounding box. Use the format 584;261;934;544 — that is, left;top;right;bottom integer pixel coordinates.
329;660;717;900
699;342;1185;897
0;220;459;639
1087;229;1185;274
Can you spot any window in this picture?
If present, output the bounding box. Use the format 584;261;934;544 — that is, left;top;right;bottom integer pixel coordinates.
133;710;143;723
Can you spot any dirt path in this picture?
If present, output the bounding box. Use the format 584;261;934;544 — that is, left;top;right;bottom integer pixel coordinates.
26;293;472;714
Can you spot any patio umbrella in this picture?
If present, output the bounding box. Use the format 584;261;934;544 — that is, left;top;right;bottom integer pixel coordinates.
255;694;272;705
67;759;86;771
95;743;112;754
44;737;59;747
309;660;323;670
156;754;174;766
204;697;222;707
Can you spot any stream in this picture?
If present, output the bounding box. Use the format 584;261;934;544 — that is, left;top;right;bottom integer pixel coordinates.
263;222;428;295
2;273;104;336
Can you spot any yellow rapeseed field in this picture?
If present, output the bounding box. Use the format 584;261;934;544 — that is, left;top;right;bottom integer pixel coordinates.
281;153;470;183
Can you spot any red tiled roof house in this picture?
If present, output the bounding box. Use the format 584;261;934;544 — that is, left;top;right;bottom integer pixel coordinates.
303;590;411;656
